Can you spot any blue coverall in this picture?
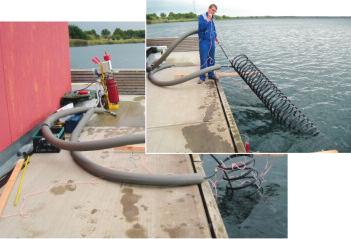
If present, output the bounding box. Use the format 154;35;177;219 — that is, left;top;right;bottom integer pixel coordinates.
198;12;217;81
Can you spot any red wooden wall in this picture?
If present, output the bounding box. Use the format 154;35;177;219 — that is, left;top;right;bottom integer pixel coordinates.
0;22;71;151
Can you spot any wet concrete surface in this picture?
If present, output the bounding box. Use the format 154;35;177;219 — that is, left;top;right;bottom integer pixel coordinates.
86;98;145;128
147;62;236;153
0;152;212;238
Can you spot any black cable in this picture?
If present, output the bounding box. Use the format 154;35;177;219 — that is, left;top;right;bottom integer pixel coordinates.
0;170;13;188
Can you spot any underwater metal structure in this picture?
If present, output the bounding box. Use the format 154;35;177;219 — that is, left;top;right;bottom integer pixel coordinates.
209;154;264;192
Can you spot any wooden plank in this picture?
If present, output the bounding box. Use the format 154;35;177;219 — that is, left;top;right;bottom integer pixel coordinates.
316;150;338;153
216;81;245;152
0;159;24;216
192;154;228;238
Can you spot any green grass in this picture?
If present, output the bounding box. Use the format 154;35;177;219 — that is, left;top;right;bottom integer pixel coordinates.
70;38;145;47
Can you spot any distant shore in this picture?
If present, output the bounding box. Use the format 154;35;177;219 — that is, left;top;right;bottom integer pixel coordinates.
70;38;145;47
147;18;232;24
147;16;350;24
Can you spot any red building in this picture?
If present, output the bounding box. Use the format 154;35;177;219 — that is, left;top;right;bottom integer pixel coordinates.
0;22;71;151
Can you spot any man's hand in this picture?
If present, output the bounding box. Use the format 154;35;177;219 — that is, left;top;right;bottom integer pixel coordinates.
207;13;213;21
215;37;218;43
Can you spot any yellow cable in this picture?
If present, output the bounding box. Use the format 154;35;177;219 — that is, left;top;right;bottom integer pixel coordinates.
14;155;31;206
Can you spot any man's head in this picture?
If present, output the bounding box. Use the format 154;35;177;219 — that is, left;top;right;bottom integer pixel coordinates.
208;3;217;17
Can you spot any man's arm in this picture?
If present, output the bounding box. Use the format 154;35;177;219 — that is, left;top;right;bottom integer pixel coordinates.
213;23;218;43
198;14;209;32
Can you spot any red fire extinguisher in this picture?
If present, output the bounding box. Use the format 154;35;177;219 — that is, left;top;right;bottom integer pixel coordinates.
106;76;119;104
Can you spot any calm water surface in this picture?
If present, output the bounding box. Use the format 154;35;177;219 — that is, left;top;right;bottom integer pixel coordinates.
202;154;288;238
70;43;144;69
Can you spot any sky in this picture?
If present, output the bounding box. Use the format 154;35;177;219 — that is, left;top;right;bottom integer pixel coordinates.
147;0;350;16
69;22;145;33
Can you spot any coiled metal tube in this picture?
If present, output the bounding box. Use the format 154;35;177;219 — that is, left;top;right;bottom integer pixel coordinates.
210;154;262;191
231;54;319;136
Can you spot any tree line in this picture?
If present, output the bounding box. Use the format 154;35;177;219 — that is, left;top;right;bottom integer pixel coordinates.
69;25;145;40
147;12;235;22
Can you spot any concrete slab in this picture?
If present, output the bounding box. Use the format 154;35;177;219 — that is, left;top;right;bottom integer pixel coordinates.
147;121;235;153
165;51;200;66
86;96;145;128
0;117;225;237
147;63;238;153
0;151;212;237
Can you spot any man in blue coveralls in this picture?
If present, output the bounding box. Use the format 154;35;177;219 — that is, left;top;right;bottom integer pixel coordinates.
198;3;219;84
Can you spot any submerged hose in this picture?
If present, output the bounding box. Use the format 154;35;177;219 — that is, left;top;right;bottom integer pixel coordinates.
42;107;205;186
147;29;221;86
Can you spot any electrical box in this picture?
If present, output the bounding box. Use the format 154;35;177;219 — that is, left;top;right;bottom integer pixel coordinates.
97;60;112;74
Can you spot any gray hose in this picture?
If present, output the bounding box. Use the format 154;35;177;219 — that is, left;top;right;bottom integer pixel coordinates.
41;107;145;151
42;107;205;186
148;65;220;87
150;29;197;69
147;28;221;86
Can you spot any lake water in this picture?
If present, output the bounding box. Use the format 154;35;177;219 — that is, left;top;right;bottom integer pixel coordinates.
147;18;351;152
201;154;288;238
70;43;145;69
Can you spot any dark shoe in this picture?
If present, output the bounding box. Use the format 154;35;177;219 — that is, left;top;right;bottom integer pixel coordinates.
198;79;205;84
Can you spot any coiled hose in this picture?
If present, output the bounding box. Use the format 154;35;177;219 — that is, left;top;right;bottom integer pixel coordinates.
42;107;205;186
210;154;262;191
231;55;319;136
147;29;221;86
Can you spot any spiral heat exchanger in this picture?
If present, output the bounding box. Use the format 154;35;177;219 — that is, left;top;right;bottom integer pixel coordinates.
229;54;319;135
210;154;264;192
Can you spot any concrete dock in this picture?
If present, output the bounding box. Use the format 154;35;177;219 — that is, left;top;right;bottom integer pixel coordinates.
0;154;227;237
147;39;245;153
0;95;228;238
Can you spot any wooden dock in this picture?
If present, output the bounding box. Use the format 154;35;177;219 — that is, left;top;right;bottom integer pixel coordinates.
147;38;245;153
0;95;228;238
